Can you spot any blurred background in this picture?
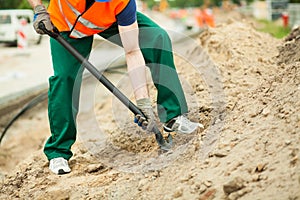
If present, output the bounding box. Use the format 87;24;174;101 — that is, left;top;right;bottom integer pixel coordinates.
0;0;298;100
1;0;300;39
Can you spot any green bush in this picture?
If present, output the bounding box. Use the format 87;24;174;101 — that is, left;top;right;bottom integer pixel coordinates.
0;0;31;9
0;0;50;9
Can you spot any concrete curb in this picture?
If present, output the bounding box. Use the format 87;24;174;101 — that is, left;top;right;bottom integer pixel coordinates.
0;83;48;117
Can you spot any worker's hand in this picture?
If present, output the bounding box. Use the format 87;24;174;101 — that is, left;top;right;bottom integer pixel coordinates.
135;98;156;133
33;5;53;34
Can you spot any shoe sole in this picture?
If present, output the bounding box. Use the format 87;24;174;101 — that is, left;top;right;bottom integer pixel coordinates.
163;126;173;132
58;169;70;175
163;125;198;134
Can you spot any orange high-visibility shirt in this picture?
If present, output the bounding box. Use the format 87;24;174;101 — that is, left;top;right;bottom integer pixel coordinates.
48;0;130;38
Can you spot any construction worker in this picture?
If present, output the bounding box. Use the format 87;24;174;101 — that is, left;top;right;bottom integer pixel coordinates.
195;7;215;28
202;8;215;28
27;0;203;175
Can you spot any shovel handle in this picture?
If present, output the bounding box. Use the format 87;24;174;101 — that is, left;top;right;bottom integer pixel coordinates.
38;22;172;149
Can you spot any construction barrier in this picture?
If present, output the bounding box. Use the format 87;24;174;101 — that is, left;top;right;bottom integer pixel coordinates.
17;18;28;49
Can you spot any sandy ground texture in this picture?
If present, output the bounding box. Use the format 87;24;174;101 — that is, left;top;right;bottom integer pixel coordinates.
0;10;300;200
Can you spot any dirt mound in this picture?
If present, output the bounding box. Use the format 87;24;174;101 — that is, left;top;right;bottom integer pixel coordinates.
199;19;278;64
198;19;282;122
277;26;300;65
1;14;300;200
284;26;300;42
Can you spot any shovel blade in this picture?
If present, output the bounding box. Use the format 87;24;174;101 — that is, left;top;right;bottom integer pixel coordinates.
153;127;173;151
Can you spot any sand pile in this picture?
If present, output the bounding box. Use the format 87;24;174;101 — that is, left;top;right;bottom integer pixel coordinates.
277;26;300;65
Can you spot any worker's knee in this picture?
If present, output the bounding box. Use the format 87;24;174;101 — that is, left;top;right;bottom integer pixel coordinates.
154;28;171;44
48;74;82;92
140;27;172;51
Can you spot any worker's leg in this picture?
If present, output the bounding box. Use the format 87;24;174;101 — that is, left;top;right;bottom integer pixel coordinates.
136;12;188;123
44;33;93;161
99;12;188;123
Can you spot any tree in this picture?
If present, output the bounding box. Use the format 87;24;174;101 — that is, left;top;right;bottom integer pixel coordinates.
141;0;225;9
0;0;31;9
168;0;204;8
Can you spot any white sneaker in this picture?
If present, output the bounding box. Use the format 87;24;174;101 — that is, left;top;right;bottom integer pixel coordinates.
163;114;204;134
49;157;71;175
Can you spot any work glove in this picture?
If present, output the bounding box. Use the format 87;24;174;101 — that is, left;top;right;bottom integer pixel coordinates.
33;5;53;34
135;98;156;133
